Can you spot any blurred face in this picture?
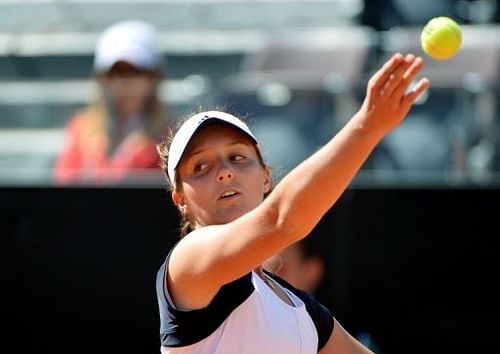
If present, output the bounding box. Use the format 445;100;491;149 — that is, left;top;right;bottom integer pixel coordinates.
274;244;308;287
263;242;324;293
102;61;157;118
172;124;270;227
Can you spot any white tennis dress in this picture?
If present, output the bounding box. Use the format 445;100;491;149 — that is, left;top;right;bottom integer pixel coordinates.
156;256;334;354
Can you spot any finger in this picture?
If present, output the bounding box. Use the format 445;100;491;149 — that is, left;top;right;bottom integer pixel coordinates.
383;54;415;97
391;56;425;99
401;77;430;108
368;53;405;93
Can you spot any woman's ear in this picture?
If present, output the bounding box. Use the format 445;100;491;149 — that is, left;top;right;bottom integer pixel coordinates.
171;191;186;213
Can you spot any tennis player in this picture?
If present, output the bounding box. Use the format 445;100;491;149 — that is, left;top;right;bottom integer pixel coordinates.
156;53;429;353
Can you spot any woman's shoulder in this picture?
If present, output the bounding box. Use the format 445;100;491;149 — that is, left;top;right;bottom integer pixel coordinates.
157;256;255;348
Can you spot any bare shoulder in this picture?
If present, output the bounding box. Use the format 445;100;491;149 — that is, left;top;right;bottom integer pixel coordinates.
166;227;220;307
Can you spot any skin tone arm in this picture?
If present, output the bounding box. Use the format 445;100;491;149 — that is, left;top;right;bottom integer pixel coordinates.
168;53;430;309
266;53;429;236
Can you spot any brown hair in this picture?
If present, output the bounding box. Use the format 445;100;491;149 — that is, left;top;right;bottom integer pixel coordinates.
157;109;272;238
78;70;168;154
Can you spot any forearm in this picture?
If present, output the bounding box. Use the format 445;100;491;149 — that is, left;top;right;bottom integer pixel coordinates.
264;53;429;240
266;111;384;238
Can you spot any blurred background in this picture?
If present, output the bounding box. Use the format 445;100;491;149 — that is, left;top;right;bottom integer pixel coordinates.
1;1;499;353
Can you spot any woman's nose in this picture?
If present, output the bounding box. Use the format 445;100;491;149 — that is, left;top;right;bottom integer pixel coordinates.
216;166;233;182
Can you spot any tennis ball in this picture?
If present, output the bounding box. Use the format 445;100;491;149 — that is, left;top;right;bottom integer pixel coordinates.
421;16;462;60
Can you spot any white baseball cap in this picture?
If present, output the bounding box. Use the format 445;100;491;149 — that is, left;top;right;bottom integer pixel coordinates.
94;20;162;73
167;111;258;185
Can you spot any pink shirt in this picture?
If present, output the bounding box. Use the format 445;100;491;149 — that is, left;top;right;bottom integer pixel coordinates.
54;114;161;184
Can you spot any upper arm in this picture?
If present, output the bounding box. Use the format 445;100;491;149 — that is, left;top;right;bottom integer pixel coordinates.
318;318;374;354
167;200;298;308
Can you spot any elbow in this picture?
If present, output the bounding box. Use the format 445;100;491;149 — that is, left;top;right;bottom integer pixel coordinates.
281;216;316;242
263;200;314;242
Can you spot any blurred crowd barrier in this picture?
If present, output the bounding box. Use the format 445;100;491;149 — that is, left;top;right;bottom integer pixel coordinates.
0;0;499;187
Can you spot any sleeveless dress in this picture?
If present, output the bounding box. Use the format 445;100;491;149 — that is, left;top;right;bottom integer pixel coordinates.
156;254;334;354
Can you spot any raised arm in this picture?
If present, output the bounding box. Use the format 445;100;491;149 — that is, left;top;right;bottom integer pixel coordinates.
266;53;429;236
167;53;429;308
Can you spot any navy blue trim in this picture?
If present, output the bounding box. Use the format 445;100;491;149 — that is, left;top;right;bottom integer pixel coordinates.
264;270;335;351
156;259;254;347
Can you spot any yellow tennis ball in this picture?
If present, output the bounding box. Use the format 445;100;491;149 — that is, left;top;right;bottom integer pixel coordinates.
421;16;462;60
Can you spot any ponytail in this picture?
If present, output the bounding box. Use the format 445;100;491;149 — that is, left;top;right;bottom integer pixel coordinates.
179;216;194;238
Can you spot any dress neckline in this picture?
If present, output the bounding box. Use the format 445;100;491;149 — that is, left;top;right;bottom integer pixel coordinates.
253;271;297;308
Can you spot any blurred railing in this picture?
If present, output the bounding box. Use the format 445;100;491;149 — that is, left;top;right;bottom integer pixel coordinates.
0;0;362;33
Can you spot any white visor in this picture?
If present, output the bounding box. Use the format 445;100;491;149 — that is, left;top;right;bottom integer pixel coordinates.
167;111;258;186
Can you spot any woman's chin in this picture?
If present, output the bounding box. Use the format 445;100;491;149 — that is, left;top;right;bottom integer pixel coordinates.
214;208;247;225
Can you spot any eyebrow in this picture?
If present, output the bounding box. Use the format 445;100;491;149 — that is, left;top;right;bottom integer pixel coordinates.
187;140;252;159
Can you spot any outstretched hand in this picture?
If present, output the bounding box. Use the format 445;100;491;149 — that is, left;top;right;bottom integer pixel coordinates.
358;53;430;136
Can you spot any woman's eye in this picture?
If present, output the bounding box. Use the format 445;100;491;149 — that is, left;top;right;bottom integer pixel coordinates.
231;154;245;162
194;163;208;172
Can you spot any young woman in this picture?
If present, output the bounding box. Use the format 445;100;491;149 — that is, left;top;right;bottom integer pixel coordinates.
54;20;169;184
156;53;430;353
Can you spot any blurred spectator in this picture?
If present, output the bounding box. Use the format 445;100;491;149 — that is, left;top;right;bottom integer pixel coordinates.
54;20;170;184
263;237;325;294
